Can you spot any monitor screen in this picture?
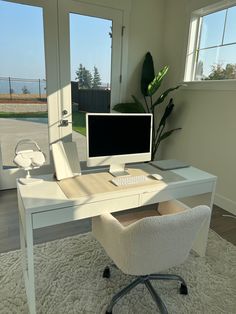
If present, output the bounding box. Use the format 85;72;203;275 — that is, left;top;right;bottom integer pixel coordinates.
86;113;152;175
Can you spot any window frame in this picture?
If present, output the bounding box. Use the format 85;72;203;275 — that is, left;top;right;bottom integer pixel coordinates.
183;0;236;90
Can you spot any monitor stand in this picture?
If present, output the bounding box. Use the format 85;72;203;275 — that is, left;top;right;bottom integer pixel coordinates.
109;164;129;177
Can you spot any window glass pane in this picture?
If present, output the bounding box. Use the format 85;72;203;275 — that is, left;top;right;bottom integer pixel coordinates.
195;45;236;80
0;1;49;167
69;13;112;161
223;6;236;44
199;10;226;49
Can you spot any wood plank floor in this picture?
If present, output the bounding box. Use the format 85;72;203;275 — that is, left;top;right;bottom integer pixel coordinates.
0;189;235;254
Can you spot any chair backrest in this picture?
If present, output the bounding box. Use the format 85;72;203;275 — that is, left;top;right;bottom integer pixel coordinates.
120;205;210;275
93;205;211;276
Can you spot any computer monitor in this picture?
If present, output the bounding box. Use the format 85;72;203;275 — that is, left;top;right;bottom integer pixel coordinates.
86;113;153;176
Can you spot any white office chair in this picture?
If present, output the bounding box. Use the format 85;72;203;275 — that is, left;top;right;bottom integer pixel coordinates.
92;200;211;313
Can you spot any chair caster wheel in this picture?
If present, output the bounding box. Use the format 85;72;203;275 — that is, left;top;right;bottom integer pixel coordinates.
103;266;111;278
180;283;188;295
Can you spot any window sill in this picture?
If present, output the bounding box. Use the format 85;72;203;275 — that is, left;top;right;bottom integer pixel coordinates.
181;80;236;91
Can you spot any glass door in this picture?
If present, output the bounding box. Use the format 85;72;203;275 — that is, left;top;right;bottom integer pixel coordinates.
0;0;60;189
70;13;112;161
58;0;123;162
0;0;125;188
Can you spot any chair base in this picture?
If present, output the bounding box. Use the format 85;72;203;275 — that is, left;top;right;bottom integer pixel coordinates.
104;267;188;314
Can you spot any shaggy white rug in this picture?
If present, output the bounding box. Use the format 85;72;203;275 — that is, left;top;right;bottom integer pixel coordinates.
0;230;235;314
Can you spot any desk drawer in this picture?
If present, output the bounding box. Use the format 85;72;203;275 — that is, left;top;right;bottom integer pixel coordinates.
32;194;139;229
141;181;215;206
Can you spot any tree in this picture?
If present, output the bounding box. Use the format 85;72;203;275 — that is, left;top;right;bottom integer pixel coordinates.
75;64;83;87
92;66;101;88
225;63;236;79
22;86;30;94
83;68;93;88
205;63;236;80
75;64;92;89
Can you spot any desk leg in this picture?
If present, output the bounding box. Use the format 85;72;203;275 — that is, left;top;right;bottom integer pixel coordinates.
18;193;36;314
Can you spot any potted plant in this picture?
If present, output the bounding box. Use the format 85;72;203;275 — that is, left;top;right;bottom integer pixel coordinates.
113;52;182;160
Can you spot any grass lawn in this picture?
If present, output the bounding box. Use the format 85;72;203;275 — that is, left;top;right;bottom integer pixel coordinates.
0;111;48;118
72;111;86;136
0;111;86;136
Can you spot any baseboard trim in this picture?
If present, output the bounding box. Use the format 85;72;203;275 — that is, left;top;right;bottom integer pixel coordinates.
214;193;236;216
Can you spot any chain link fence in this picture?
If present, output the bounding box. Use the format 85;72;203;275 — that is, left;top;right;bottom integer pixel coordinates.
0;77;47;101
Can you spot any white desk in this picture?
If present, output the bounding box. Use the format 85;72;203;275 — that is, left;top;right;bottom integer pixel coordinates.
17;163;217;314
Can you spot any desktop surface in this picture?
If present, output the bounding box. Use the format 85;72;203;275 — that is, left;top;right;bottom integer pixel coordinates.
18;163;217;215
57;167;168;199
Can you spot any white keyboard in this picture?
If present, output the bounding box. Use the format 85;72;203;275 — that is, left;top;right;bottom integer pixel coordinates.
111;175;148;186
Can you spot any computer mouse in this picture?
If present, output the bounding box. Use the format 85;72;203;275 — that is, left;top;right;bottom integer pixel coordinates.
150;173;163;180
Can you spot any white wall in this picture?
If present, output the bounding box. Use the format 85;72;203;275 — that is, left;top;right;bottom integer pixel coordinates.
161;0;236;214
125;0;165;99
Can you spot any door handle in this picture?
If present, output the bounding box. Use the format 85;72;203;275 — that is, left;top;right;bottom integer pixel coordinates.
59;119;72;127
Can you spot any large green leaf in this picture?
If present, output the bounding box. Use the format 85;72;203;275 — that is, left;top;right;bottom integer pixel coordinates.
140;52;155;97
158;128;181;142
131;95;147;112
113;102;145;113
158;98;174;127
148;65;169;96
152;85;182;108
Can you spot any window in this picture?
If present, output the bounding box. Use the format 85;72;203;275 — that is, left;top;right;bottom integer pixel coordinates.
0;1;50;168
185;2;236;82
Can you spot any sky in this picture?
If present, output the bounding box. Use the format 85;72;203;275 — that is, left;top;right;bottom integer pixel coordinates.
70;13;112;83
0;0;112;84
0;1;45;79
197;6;236;78
1;1;236;82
